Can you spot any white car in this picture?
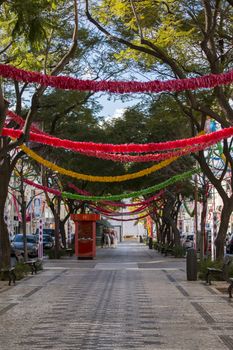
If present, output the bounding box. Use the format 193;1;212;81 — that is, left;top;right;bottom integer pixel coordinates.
183;235;194;249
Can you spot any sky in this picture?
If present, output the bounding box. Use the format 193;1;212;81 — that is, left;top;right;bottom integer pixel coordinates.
95;93;143;121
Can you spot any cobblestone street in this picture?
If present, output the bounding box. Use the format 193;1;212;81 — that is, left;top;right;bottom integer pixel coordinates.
0;241;233;349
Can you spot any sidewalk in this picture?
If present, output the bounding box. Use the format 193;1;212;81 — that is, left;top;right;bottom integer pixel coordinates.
0;241;233;349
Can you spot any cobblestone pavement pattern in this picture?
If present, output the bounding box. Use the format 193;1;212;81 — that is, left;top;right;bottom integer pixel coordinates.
0;241;233;350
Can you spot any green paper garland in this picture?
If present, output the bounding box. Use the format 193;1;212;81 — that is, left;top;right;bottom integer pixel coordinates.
62;169;198;202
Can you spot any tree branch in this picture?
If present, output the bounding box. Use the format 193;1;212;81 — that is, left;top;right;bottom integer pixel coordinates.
196;151;228;201
7;0;79;153
0;41;13;55
129;0;144;40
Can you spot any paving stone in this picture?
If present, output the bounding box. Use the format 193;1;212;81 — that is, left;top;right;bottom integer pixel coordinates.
0;241;232;349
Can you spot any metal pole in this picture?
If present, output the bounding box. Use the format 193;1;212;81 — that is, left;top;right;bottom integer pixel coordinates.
212;187;217;261
194;174;198;251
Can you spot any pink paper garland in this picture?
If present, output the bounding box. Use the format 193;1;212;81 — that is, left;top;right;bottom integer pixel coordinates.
90;203;148;216
23;178;62;196
0;63;233;93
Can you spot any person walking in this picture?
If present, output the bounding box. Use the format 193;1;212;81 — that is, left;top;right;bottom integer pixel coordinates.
113;230;117;248
101;230;105;248
106;230;111;248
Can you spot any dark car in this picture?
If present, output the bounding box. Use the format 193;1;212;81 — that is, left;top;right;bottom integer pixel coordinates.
226;236;233;254
11;234;38;258
183;235;194;249
36;234;54;249
35;228;55;240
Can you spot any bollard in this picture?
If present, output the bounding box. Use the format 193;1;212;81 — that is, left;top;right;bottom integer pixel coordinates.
186;248;197;281
148;237;153;249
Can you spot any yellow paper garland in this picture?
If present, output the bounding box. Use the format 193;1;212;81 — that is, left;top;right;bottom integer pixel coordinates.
20;144;178;182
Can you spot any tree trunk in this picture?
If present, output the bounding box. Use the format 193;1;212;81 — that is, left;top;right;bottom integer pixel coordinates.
197;153;233;260
20;171;28;262
54;198;61;259
162;196;180;247
170;219;181;247
21;198;28;262
156;223;161;243
0;152;11;268
215;198;233;259
200;193;208;261
59;220;67;249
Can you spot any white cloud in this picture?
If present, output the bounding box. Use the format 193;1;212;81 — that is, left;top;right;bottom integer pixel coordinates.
112;108;126;119
104;108;126;122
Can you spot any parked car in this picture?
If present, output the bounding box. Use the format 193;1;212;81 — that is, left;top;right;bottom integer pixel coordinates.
183;235;194;249
226;235;233;254
35;228;55;240
35;229;65;248
11;234;38;258
36;234;54;250
180;233;186;246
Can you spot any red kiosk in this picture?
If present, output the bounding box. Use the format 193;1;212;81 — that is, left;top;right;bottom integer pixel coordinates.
71;213;100;259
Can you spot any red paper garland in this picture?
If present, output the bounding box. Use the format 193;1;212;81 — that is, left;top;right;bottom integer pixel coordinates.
68;142;214;162
7;110;48;135
6;111;215;161
6;111;205;162
0;63;233;93
2;124;233;153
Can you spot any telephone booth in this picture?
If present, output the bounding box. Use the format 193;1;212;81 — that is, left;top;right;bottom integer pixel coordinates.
71;214;100;259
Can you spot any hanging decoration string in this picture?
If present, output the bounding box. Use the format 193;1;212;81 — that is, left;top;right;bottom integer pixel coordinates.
62;169;198;201
19;143;177;182
89;203;148;216
3;123;233;154
23;169;196;202
23;178;163;212
23;178;62;197
7;110;214;163
6;110;48;135
101;211;151;221
60;142;210;163
68;183;164;207
6;110;207;163
0;64;233;93
100;211;151;221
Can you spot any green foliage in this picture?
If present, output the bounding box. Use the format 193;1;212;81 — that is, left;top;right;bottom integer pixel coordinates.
15;261;31;279
2;0;63;49
46;248;62;259
0;262;31;281
198;259;223;280
46;248;72;259
173;245;186;258
154;242;185;257
0;0;76;72
102;95;194;197
93;0;202;69
228;264;233;278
